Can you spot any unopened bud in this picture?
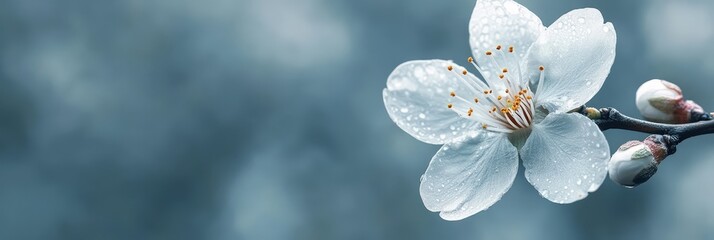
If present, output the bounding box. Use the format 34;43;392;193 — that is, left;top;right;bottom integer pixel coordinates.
608;135;670;188
635;79;707;123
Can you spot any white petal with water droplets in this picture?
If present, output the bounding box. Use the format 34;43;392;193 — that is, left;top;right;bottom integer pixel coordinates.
524;8;616;113
384;60;480;144
420;131;518;220
469;0;544;83
520;113;610;204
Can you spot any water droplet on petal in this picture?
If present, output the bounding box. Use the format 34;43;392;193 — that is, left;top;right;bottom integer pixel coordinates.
495;7;505;16
419;113;426;119
400;107;409;113
578;17;585;24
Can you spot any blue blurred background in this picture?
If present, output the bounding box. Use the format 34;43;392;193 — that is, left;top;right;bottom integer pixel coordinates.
1;0;713;239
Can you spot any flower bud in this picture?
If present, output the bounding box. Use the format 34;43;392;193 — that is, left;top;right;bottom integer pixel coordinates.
635;79;706;123
608;141;658;187
608;136;670;188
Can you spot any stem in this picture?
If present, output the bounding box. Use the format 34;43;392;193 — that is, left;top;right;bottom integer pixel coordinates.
577;106;714;187
581;107;714;146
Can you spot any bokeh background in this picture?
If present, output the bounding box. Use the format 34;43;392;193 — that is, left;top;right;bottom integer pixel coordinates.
1;0;713;239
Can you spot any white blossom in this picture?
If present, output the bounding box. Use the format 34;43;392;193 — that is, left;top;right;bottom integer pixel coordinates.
383;0;616;220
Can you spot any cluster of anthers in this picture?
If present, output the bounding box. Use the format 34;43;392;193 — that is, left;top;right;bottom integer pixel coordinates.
445;45;545;133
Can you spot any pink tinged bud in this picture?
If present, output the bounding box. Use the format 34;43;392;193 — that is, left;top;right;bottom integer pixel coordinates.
635;79;704;123
608;141;659;187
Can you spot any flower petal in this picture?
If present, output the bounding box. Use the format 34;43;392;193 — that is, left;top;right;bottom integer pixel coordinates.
469;0;544;82
520;113;610;204
384;60;479;144
524;8;616;113
420;131;518;220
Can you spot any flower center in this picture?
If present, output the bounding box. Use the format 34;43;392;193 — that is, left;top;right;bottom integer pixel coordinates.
445;44;546;133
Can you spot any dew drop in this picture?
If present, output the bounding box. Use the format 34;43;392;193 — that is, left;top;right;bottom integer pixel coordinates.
576;179;582;185
400;107;409;113
419;113;426;119
603;26;610;32
503;1;520;14
578;17;585;24
440;134;446;139
495;7;505;16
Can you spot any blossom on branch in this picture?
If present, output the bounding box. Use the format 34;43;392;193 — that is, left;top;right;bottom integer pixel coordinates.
383;0;617;220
